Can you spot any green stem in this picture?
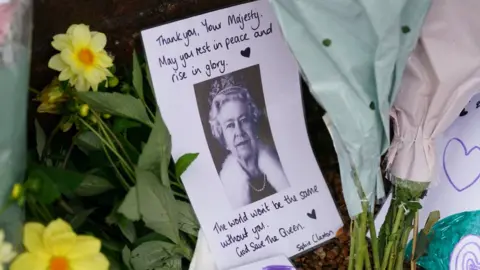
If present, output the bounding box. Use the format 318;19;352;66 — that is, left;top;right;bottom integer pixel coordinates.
102;144;131;190
348;221;356;270
142;100;156;120
94;112;135;168
0;201;14;216
365;247;372;270
368;211;381;270
381;205;405;270
61;139;75;169
41;121;62;161
396;226;413;270
79;118;135;179
355;208;368;270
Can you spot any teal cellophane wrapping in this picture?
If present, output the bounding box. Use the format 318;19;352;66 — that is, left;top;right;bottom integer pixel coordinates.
405;211;480;270
0;0;33;253
270;0;431;216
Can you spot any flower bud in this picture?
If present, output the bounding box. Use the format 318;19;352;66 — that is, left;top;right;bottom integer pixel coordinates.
11;183;23;200
103;114;112;119
108;76;119;88
79;104;90;117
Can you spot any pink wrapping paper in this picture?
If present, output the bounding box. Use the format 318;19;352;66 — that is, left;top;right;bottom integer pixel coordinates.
0;2;14;45
388;0;480;183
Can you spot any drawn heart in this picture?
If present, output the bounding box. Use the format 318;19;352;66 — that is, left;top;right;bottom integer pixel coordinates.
307;209;316;220
240;47;251;58
443;138;480;192
449;234;480;270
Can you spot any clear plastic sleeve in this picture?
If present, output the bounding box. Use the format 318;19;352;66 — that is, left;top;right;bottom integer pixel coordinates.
0;0;33;249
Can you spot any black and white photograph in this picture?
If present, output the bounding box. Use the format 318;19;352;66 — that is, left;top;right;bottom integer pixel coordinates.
194;65;290;209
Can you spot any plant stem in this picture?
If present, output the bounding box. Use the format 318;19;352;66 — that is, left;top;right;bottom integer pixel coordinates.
368;211;380;270
61;140;75;169
381;205;405;270
396;226;413;270
411;212;419;270
41;121;62;161
102;144;131;190
79;118;135;179
365;247;372;270
349;220;356;270
355;208;368;270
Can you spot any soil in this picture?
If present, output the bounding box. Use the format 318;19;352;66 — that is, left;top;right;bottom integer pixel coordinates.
31;0;371;268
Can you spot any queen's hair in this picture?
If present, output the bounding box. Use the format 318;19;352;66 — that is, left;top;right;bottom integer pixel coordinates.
208;80;261;147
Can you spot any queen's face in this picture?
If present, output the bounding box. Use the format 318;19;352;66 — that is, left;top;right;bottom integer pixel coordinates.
218;99;257;160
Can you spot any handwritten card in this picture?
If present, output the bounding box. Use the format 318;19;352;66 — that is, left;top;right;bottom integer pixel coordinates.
230;255;295;270
375;93;480;232
141;0;342;269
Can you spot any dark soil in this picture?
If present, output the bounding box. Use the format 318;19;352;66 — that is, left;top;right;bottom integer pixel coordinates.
31;0;359;268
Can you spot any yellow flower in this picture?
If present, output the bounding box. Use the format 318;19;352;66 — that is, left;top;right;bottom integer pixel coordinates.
0;229;17;269
48;24;113;92
37;78;68;114
11;219;109;270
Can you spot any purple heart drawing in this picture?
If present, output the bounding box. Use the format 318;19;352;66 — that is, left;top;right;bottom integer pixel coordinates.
443;138;480;192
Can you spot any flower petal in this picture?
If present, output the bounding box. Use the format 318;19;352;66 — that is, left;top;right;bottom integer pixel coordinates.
75;76;90;92
10;252;50;270
0;242;17;263
95;52;113;67
43;219;76;256
59;68;74;81
71;24;91;50
67;24;80;35
52;34;72;51
90;32;107;52
67;236;101;260
48;54;68;72
69;253;109;270
24;223;45;253
61;49;83;73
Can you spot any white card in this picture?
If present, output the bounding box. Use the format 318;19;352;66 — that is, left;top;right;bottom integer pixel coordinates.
142;0;342;269
230;255;294;270
375;93;480;233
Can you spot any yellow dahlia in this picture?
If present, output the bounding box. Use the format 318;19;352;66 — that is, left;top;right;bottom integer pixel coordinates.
10;219;109;270
48;24;113;92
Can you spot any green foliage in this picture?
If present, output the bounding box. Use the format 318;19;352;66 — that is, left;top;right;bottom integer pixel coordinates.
76;92;153;127
26;51;199;270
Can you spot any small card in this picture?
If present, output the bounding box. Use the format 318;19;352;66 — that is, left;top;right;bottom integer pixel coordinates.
230;255;295;270
142;0;342;269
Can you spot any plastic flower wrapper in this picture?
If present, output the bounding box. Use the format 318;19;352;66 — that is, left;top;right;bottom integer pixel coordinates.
0;0;33;257
269;0;430;269
383;0;480;267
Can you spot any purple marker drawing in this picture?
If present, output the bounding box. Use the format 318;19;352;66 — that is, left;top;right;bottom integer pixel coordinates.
450;235;480;269
443;138;480;192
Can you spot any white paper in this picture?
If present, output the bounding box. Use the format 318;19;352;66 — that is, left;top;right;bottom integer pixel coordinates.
375;93;480;233
230;255;294;270
141;1;342;269
449;234;480;270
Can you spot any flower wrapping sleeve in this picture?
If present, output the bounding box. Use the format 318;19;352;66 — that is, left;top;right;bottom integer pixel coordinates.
0;0;33;248
387;0;480;184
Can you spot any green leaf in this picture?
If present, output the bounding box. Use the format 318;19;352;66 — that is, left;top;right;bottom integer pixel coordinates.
35;119;46;159
29;165;84;203
176;200;199;236
119;219;137;243
118;186;140;221
130;241;178;269
405;201;422;212
102;239;123;252
138;113;172;186
423;210;440;234
75;175;115;196
137;170;179;243
175;153;199;179
413;230;431;260
75;131;102;152
145;61;154;94
112;118;141;133
76;92;152;127
132;51;144;101
30;172;61;204
134;233;171;246
122;246;132;270
69;208;96;229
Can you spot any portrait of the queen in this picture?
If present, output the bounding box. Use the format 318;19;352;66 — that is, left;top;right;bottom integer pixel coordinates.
194;65;289;209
